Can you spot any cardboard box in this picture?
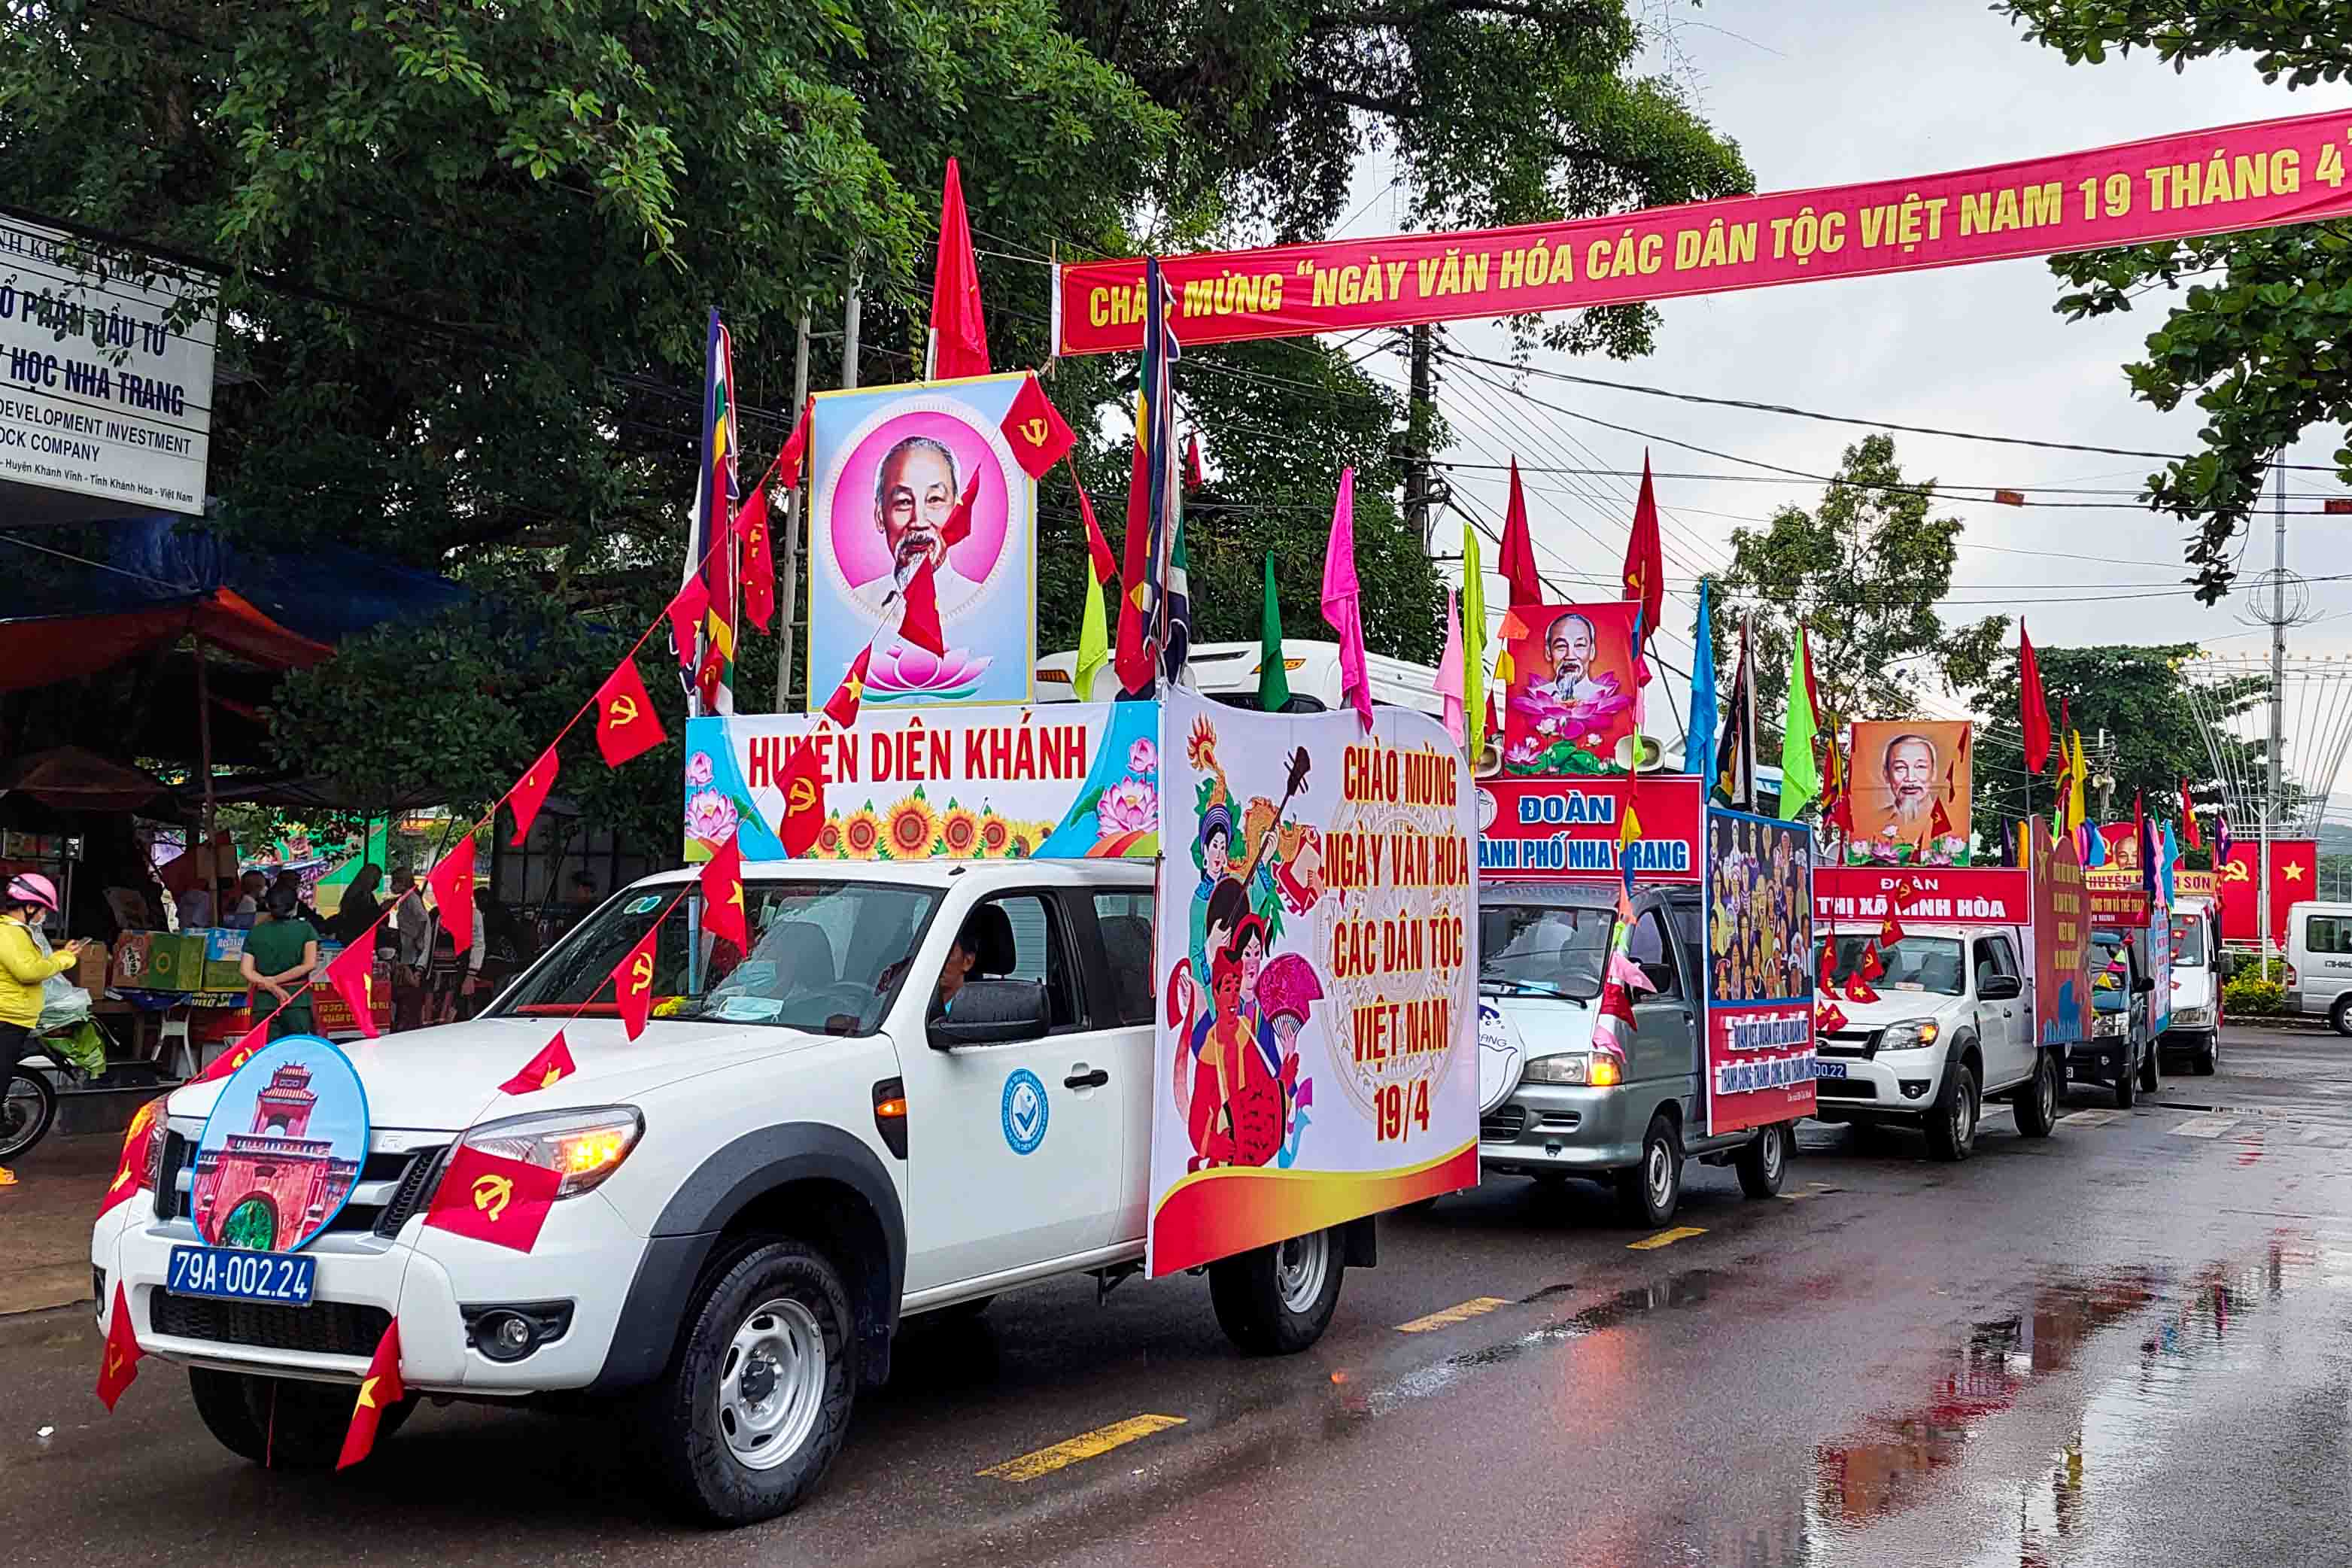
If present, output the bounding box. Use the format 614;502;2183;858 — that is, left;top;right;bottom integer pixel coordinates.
74;940;109;992
198;928;249;992
141;933;208;992
108;933;154;989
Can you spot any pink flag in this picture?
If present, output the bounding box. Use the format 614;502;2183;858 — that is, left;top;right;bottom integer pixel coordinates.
1319;467;1373;731
1435;590;1466;747
927;157;991;380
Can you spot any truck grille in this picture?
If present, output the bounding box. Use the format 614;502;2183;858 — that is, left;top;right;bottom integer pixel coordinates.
372;1146;448;1237
156;1133;446;1237
151;1290;390;1357
1480;1105;1528;1141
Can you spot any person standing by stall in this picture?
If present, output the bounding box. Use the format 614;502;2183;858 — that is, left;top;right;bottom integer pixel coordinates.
386;868;430;1031
332;863;384;944
239;885;320;1041
0;874;85;1187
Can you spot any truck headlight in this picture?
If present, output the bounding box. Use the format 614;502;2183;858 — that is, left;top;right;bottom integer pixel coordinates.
1521;1053;1588;1086
2093;1011;2127;1038
1877;1019;1942;1053
2171;1004;2212;1028
457;1106;644;1198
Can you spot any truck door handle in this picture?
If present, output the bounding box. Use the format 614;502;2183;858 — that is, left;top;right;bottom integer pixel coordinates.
1065;1068;1109;1089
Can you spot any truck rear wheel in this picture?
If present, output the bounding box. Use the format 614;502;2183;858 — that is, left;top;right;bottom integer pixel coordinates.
1734;1121;1789;1199
1211;1226;1345;1354
645;1238;858;1526
2013;1051;2059;1138
1925;1061;1978;1162
2138;1035;2162;1093
1614;1113;1685;1225
2113;1050;2137;1108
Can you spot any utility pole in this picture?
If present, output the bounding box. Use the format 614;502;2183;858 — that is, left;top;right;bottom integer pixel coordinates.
775;310;810;713
1405;324;1433;551
843;257;863;392
2263;455;2287;958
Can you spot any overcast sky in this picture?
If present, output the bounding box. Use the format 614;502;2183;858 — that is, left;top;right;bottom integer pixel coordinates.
1329;1;2352;792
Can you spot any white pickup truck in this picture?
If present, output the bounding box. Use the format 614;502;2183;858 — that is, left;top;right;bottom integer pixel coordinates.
1810;923;2062;1159
93;860;1376;1524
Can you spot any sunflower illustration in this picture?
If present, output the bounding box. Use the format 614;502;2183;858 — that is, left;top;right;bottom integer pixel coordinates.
938;805;981;857
840;807;882;860
884;795;938;858
977;813;1013;856
815;816;843;856
1008;821;1044;858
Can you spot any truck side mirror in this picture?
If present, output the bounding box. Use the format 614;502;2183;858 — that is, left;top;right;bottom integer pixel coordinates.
929;979;1051;1049
1980;974;2022;1001
2132;976;2155;995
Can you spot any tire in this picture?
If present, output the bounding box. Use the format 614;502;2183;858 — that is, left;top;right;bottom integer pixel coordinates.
2194;1034;2218;1076
2113;1049;2137;1108
644;1238;859;1527
1613;1113;1684;1226
2332;996;2352;1038
1209;1226;1346;1355
1925;1060;1980;1162
188;1367;409;1469
2138;1034;2161;1093
1734;1121;1789;1199
2013;1052;2059;1139
0;1065;56;1162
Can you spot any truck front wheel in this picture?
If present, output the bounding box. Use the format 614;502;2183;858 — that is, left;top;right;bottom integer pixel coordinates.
1614;1113;1685;1225
1925;1061;1979;1162
1210;1226;1345;1354
646;1238;858;1526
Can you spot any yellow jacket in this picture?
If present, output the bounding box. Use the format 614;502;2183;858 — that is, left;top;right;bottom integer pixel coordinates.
0;915;74;1029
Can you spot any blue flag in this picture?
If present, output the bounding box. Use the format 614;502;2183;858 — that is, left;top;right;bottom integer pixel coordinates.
1687;580;1718;779
2160;821;2180;908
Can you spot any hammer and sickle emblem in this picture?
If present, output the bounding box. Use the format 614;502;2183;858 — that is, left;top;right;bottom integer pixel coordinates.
630;952;655;992
472;1173;513;1221
608;694;640;727
789;778;818;813
1020;417;1048;445
2223;859;2250;883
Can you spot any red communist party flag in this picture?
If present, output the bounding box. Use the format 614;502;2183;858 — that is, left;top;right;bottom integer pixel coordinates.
94;1283;143;1412
738;479;776;632
897;558;948;658
1500;457;1543;606
612;925;658;1041
1183;431;1206;493
507;745;559;848
1072;458;1116;582
1000;373;1074;479
191;1022;266;1085
822;647;872;730
337;1322;405;1469
594;656;667;767
700;833;749;950
2018;618;2052;775
928;155;992;379
1622;452;1665;637
497;1031;576;1096
779;397;813;492
426;836;477;958
326;938;381;1039
665;575;710;671
425;1144;560;1254
779;740;826;858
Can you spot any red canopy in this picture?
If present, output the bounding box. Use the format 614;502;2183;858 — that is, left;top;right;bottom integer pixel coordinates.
0;588;332;691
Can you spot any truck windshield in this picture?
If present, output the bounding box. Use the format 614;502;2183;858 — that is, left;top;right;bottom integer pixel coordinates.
1816;934;1967;996
1478;898;1612;1001
497;880;943;1035
2090;935;2129;1012
2169;914;2208;967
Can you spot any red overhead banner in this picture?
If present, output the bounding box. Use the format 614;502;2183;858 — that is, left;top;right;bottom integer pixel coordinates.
1056;110;2352;355
1476;775;1701;883
1813;868;2029;927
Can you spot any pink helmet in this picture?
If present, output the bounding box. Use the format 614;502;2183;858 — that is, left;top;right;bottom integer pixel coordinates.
5;873;58;913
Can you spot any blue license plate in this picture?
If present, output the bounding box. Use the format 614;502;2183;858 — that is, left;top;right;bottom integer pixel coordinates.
166;1245;315;1307
1814;1060;1849;1080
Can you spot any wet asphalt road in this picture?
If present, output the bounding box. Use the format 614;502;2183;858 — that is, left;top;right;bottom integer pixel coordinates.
8;1025;2352;1567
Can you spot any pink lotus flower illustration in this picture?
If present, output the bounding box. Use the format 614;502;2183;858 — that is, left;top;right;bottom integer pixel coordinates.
685;751;714;787
1128;737;1158;776
1099;779;1158;839
1512;677;1633;740
685;789;740;844
865;644;993;702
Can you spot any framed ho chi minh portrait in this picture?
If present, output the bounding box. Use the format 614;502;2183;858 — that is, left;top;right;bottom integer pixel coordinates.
805;373;1037;709
1846;719;1973;867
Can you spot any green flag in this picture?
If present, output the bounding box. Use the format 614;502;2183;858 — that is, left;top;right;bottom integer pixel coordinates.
1258;555;1291;712
1779;624;1819;819
1462;526;1487;762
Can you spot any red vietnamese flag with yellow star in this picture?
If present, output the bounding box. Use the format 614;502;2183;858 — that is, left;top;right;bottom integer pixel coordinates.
95;1099;160;1220
497;1031;576;1096
665;576;710;673
426;1144;559;1253
613;925;658;1041
337;1321;406;1468
594;656;666;767
324;938;380;1039
700;833;748;950
426;836;476;958
822;648;871;729
1621;452;1664;637
94;1283;143;1411
507;745;560;847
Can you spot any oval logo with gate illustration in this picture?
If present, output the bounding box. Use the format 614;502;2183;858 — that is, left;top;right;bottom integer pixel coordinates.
1001;1068;1049;1156
189;1035;372;1253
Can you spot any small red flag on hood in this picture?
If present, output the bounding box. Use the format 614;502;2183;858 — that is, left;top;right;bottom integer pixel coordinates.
507;745;560;848
594;657;667;767
497;1031;576;1096
95;1282;143;1412
425;1146;560;1255
700;833;749;950
1001;374;1074;479
191;1022;267;1085
336;1321;406;1469
426;836;476;958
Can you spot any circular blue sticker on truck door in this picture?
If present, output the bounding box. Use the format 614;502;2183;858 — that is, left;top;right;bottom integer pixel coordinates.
1001;1068;1049;1155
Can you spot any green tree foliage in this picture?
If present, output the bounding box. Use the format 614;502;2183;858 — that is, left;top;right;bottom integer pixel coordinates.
1965;641;2262;834
2001;2;2352;600
1707;435;2007;733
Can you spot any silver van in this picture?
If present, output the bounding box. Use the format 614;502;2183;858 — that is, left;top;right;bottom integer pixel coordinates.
1474;880;1793;1225
2286;900;2352;1033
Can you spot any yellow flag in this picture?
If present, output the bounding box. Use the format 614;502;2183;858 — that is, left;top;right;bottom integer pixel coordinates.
1463;526;1487;762
2066;730;2088;828
1074;563;1109;700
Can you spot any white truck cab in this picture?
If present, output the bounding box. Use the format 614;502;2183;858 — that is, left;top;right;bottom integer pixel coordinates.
1812;922;2060;1159
2161;897;2220;1074
93;858;1374;1524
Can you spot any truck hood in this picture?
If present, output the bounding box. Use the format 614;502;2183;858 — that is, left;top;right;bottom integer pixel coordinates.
165;1017;831;1132
1819;990;1971;1033
1480;992;1597;1111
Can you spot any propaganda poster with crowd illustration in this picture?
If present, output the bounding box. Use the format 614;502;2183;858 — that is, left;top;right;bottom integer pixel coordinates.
1703;807;1817;1135
1846;720;1974;867
1500;602;1645;775
804;373;1038;709
1148;689;1478;1277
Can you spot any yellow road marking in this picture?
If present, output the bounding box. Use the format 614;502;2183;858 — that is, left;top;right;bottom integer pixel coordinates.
978;1415;1187;1481
1396;1296;1510;1333
1628;1226;1706;1250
